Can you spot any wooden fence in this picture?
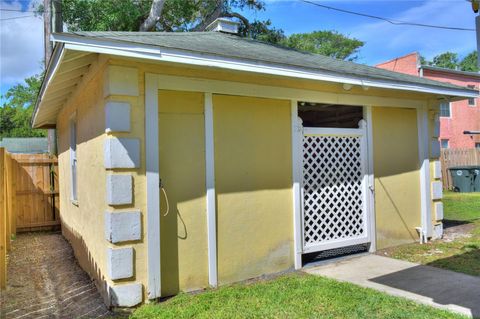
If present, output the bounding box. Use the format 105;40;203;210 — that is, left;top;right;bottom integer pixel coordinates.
440;148;480;189
0;148;60;289
1;148;7;289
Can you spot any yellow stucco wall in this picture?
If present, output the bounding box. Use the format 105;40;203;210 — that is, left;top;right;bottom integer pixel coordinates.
372;107;421;249
213;95;293;284
158;90;208;296
55;55;438;303
57;64;111;299
57;60;149;303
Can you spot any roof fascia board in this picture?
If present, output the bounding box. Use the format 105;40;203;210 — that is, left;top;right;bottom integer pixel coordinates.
32;43;66;127
55;34;478;98
53;33;162;55
421;65;480;78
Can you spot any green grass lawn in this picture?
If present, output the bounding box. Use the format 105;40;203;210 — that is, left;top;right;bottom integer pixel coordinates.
380;191;480;277
131;273;465;319
443;191;480;222
131;192;478;318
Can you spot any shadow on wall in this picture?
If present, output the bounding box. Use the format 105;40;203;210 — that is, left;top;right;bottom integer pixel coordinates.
370;251;480;318
372;107;422;248
376;178;419;242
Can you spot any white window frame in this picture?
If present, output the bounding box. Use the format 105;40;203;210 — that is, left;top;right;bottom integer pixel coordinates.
439;101;451;118
467;85;476;107
70;113;78;204
440;139;449;149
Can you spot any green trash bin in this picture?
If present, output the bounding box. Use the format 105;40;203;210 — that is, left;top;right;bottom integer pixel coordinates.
449;166;474;192
473;167;480;192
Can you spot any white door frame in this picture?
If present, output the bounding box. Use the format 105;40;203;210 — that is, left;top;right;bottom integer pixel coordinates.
417;105;432;240
145;73;417;291
145;73;161;299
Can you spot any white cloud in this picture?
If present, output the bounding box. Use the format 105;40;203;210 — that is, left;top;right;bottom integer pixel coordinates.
0;0;44;90
349;0;477;64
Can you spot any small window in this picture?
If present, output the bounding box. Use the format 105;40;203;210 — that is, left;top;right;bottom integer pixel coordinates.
476;143;480;149
440;139;449;149
70;115;78;203
467;85;476;106
439;102;451;118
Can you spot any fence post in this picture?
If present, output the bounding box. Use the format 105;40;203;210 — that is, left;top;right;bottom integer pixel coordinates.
5;152;17;238
0;147;6;289
4;153;12;250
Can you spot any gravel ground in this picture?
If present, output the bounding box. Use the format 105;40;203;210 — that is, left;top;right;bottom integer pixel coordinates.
0;232;117;319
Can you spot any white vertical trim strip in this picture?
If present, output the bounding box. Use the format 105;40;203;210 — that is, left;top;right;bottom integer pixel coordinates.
204;93;218;287
364;106;376;252
291;100;303;269
359;120;370;247
417;105;432;240
145;73;161;299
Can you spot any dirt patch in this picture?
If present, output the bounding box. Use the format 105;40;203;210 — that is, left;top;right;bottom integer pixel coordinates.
442;222;475;242
1;232;120;319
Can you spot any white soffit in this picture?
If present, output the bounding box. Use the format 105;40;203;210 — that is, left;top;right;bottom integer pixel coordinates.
32;46;98;128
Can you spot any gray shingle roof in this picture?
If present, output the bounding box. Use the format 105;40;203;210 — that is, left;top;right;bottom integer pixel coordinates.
64;31;474;93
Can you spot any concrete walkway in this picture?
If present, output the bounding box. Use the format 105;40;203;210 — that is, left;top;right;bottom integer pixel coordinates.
1;232;117;319
305;254;480;318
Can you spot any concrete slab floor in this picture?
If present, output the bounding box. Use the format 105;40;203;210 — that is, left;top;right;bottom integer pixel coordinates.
305;254;480;318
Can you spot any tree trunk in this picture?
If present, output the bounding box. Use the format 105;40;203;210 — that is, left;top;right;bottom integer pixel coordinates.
43;0;62;156
139;0;166;31
53;0;63;33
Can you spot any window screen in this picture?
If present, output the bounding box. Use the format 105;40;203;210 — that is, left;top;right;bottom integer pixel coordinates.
467;85;476;106
439;102;450;117
440;139;449;149
70;117;78;202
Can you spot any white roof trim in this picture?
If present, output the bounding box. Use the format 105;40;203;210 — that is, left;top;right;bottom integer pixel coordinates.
49;33;478;99
32;43;66;127
51;33;478;98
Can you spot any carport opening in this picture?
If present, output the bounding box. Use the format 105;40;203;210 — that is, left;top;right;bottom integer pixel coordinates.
298;102;364;128
297;101;370;267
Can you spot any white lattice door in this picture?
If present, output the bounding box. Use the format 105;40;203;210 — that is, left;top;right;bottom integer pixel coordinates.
301;123;371;253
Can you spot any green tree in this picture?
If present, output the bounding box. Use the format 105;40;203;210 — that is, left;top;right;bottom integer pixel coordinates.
245;19;285;44
52;0;364;61
0;74;47;138
430;52;459;69
459;51;479;72
280;31;364;61
56;0;265;32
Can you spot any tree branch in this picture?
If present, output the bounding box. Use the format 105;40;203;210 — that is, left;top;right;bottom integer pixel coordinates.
224;12;249;30
192;0;224;31
139;0;166;31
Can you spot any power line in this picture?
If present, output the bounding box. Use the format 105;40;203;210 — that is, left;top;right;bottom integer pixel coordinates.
300;0;476;32
0;15;35;21
0;8;50;12
0;8;28;12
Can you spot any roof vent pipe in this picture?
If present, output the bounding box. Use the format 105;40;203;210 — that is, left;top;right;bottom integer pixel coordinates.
205;18;240;34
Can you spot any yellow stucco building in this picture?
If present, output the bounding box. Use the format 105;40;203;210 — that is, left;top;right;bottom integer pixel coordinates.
32;21;476;307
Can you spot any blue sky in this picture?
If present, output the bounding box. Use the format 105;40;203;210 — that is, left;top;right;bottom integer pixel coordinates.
1;0;478;103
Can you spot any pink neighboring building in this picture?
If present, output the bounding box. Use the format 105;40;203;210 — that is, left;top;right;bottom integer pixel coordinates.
377;52;480;149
